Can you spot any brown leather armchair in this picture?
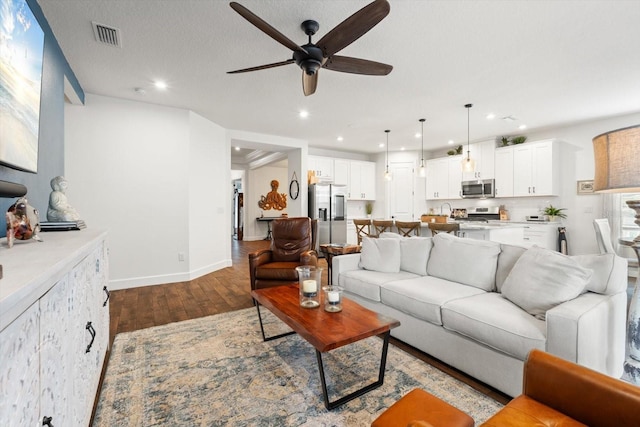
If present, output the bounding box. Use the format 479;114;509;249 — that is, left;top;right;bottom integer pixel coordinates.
249;217;318;291
481;349;640;426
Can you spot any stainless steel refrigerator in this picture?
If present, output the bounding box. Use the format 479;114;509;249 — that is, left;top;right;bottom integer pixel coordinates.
308;183;347;251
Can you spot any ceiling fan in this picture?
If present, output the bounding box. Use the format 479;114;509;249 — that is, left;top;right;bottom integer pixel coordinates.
227;0;393;96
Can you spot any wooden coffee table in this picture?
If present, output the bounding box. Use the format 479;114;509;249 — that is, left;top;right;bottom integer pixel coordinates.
251;285;400;410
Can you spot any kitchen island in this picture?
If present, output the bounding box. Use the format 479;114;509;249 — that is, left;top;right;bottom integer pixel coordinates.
420;220;560;250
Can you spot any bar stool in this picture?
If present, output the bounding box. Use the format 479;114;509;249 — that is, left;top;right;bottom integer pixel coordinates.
372;219;394;237
353;219;372;244
396;221;421;237
427;223;459;236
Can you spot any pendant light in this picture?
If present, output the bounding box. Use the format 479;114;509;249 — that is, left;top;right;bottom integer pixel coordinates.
384;129;392;181
461;103;476;173
418;118;426;178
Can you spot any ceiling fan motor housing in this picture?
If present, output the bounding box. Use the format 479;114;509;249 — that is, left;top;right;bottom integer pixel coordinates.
294;44;324;75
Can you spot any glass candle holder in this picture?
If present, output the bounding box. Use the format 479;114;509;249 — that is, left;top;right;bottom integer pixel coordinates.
296;266;322;308
323;286;343;312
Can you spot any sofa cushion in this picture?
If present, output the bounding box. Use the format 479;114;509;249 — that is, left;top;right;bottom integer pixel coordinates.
381;276;485;325
399;237;432;275
427;233;501;291
442;292;546;360
495;243;527;293
359;237;401;273
502;246;592;320
571;253;628;295
340;269;419;302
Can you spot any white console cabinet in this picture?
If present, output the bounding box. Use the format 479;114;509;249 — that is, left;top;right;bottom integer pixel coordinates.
0;230;109;427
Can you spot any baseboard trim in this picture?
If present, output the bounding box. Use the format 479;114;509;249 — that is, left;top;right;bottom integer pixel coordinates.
108;259;232;290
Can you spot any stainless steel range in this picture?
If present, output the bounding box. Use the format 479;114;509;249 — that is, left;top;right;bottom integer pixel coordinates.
459;206;500;222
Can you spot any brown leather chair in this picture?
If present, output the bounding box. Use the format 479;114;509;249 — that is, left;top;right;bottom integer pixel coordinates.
481;349;640;426
249;217;318;291
395;221;421;237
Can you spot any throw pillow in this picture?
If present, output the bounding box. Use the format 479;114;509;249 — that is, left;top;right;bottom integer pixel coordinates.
501;246;592;320
427;233;501;291
399;237;432;275
359;236;401;273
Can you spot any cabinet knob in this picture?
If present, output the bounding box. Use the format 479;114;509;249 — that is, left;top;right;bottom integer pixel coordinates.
43;416;54;426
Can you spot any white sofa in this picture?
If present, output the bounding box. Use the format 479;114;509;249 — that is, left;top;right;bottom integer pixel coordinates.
332;233;628;397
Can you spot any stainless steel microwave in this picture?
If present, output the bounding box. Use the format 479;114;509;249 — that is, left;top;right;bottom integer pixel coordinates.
461;179;495;198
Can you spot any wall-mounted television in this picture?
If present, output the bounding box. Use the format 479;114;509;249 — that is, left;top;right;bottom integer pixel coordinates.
0;0;45;173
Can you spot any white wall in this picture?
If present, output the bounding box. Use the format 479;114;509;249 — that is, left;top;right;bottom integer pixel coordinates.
65;94;231;289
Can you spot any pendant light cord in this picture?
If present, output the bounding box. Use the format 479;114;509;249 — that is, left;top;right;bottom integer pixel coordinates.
465;103;473;159
420;118;425;164
385;129;390;171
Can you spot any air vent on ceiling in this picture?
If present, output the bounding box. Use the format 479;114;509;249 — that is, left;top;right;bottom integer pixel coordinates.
92;22;122;48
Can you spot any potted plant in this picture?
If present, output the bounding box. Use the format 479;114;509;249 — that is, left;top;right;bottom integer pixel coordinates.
365;202;373;218
542;204;567;222
511;135;527;145
447;149;456;156
500;136;510;146
455;144;463;155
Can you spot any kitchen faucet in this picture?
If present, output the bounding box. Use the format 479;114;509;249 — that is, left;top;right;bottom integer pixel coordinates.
440;202;453;216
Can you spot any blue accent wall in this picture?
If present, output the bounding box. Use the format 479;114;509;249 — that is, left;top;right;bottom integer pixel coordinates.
0;0;84;237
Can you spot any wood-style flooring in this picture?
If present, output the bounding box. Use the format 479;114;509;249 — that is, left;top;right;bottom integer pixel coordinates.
107;238;511;406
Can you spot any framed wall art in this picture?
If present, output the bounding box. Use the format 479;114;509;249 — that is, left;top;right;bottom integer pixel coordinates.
577;180;595;195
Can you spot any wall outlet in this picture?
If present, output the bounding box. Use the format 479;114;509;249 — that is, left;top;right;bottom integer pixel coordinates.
178;252;185;262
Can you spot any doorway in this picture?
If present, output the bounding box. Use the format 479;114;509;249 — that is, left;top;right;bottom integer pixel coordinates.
389;161;415;221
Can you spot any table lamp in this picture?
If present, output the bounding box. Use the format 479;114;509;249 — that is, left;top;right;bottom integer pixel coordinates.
592;124;640;384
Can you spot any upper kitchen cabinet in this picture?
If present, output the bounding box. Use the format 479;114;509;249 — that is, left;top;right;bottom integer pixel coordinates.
426;156;462;200
308;155;334;181
512;139;560;197
494;146;514;197
462;140;496;181
348;160;376;200
333;159;350;186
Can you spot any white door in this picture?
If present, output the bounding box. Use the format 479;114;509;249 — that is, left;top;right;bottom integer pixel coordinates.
389;162;414;221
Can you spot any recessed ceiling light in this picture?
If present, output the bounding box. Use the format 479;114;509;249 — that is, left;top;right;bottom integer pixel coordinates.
448;140;454;145
519;124;527;130
379;143;384;148
401;147;405;151
337;136;343;142
415;133;421;138
486;113;496;120
154;80;168;90
235;146;240;151
299;110;309;118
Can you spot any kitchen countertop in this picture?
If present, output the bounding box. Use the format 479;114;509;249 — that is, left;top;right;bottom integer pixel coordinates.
420;220;561;230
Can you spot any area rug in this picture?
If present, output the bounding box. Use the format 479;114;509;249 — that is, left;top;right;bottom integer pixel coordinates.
93;308;503;426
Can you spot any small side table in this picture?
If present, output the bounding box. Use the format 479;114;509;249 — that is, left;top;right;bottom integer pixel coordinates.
256;217;277;240
619;237;640;385
319;243;361;286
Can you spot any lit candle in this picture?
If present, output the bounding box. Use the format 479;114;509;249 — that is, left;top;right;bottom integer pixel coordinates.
302;280;317;294
328;291;340;303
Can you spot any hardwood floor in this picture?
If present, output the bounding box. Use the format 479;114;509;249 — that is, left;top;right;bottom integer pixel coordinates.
107;238;510;405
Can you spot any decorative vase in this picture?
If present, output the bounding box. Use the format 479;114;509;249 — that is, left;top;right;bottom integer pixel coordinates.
296;266;322;308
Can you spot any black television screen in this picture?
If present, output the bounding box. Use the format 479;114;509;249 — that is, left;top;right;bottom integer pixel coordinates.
0;0;45;173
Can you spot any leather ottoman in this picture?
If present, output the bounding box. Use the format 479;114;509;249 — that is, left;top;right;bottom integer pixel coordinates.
371;388;474;427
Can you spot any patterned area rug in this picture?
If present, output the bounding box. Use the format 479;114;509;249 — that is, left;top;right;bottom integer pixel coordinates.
93;308;502;426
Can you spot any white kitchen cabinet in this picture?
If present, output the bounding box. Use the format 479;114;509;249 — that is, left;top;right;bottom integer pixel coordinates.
348;160;376;200
494;146;514;197
333;159;350;186
0;230;109;427
426;156;462;200
308;155;334;181
513;140;560;197
521;223;559;250
462;139;496;181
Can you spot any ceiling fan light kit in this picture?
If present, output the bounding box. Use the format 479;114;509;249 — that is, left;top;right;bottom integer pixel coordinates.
461;103;476;173
228;0;393;96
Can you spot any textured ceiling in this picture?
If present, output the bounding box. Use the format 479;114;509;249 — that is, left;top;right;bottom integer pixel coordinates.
37;0;640;162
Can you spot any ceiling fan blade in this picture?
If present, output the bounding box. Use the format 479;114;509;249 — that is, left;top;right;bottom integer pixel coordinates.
323;55;392;75
302;72;318;96
230;2;308;54
316;0;390;57
227;59;295;74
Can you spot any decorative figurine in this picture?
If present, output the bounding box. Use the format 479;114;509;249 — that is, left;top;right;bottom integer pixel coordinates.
6;197;42;247
47;176;81;221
